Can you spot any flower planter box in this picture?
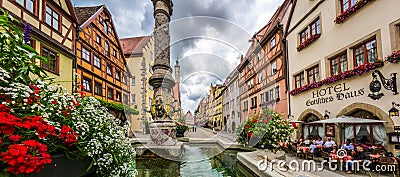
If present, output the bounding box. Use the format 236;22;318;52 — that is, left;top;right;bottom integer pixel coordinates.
176;129;186;137
24;155;93;177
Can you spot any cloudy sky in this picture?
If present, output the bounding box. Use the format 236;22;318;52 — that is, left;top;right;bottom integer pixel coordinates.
72;0;284;112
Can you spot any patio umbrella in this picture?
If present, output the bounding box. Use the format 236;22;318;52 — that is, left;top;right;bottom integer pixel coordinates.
312;116;386;124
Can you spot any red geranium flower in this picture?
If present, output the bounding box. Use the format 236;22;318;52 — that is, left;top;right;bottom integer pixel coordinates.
8;135;21;142
245;124;250;129
0;104;11;112
0;140;52;174
59;125;78;146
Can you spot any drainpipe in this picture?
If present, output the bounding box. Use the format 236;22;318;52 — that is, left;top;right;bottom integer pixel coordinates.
282;38;291;118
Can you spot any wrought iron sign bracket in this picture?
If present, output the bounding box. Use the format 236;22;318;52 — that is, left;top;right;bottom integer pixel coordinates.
368;70;398;100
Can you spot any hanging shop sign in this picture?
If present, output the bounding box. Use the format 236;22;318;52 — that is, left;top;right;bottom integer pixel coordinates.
306;83;365;106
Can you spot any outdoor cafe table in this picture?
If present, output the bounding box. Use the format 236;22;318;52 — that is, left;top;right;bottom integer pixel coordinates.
297;147;310;153
330;154;353;161
297;146;324;153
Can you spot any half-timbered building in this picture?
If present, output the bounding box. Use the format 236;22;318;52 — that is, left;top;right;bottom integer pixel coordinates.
74;5;130;115
1;0;78;91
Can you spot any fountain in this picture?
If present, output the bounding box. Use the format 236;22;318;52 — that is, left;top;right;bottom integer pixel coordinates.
136;0;183;160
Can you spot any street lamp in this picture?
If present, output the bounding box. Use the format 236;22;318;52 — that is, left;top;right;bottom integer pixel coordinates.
389;102;400;117
324;110;330;119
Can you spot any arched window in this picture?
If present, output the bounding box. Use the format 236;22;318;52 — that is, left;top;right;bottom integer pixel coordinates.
343;109;386;147
302;114;324;140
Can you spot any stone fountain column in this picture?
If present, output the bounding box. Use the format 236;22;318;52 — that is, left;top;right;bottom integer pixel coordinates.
148;0;177;146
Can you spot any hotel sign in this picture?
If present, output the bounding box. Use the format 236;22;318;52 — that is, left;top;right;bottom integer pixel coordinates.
306;83;365;106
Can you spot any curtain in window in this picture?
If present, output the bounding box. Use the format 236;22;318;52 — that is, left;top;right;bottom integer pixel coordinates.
310;126;317;137
318;125;324;138
345;125;354;142
303;126;309;138
373;125;387;147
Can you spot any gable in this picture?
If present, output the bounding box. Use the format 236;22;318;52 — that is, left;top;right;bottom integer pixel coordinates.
50;0;78;23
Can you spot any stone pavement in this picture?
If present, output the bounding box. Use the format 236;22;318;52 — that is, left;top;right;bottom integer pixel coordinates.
187;127;236;142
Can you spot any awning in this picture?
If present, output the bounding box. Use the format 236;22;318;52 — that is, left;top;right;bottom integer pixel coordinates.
290;120;304;123
312;116;387;124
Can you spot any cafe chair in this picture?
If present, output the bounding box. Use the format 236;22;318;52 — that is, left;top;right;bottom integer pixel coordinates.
296;149;303;159
306;152;314;160
378;156;399;177
354;160;373;177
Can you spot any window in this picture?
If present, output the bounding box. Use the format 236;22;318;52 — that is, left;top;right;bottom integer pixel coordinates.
106;65;112;76
257;52;261;61
270;37;276;50
41;47;58;74
307;65;320;84
17;0;34;13
123;94;129;104
341;0;357;12
251;97;257;108
295;73;305;89
271;60;277;75
105;42;110;56
275;86;280;100
268;89;274;102
82;77;92;92
243;101;248;110
354;38;377;67
299;17;321;45
107;87;114;100
261;93;265;104
115;70;121;81
131;76;136;86
299;28;309;44
94;55;101;68
96;34;101;45
247;64;251;71
113;49;117;57
122;74;127;84
131;94;136;104
82;47;90;62
116;91;121;102
45;5;59;31
310;18;321;36
330;53;348;76
258;73;263;84
104;21;109;34
94;82;102;95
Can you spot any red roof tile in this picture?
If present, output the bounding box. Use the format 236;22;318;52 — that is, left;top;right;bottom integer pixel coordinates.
120;36;151;56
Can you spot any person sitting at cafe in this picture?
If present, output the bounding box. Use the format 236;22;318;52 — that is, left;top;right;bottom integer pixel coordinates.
324;137;336;153
309;142;317;154
314;136;324;146
303;136;311;147
346;146;370;174
341;140;354;151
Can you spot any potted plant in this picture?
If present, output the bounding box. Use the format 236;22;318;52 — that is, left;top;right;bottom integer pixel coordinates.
175;118;189;137
236;109;295;152
0;12;136;177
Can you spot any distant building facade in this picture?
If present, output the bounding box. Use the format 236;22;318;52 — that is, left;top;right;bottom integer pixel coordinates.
120;36;154;133
222;69;240;133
